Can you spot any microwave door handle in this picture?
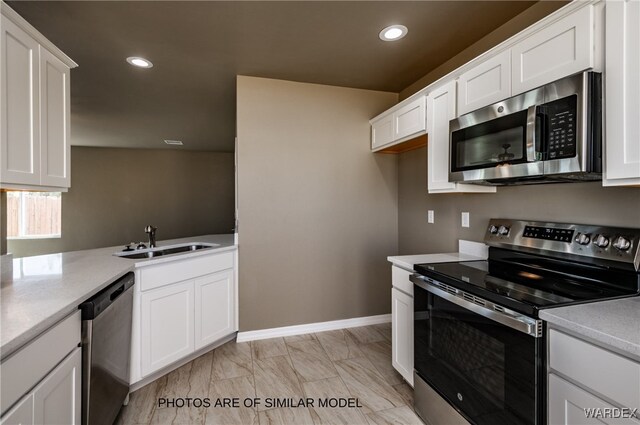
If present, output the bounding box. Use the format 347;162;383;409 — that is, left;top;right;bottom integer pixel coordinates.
526;105;537;162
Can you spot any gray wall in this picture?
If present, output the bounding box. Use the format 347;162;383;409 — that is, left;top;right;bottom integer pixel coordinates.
237;76;398;332
398;147;640;255
8;146;235;257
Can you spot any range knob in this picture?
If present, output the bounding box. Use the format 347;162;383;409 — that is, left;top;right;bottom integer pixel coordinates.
593;234;610;248
613;236;631;251
498;225;510;236
575;233;591;245
489;225;499;234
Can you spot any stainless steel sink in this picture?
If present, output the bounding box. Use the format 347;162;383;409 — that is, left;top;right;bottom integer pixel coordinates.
114;243;218;259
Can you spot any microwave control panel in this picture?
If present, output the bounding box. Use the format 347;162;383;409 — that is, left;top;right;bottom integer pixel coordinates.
543;95;577;160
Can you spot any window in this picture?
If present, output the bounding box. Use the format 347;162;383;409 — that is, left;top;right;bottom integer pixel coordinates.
6;191;62;239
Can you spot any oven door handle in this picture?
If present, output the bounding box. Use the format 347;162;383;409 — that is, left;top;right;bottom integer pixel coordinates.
410;274;543;338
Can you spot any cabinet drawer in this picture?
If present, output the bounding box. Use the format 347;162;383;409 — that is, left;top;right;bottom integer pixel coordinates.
392;266;413;296
139;251;234;291
0;310;80;415
549;329;640;409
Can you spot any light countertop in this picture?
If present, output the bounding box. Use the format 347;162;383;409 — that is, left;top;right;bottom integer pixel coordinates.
540;296;640;361
387;240;488;271
1;234;236;361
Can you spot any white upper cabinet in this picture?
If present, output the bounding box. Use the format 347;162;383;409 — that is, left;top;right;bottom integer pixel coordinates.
427;81;457;192
426;81;495;194
603;0;640;186
0;14;40;186
511;5;594;95
40;49;71;188
457;49;511;116
394;95;426;141
0;3;76;191
371;95;426;152
371;114;394;150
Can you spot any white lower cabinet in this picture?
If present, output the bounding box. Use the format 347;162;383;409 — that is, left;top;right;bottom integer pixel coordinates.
141;280;195;377
391;287;413;386
549;374;640;425
548;329;640;425
1;347;81;425
0;311;80;425
133;250;238;382
195;270;234;350
390;266;414;386
33;348;81;425
0;395;33;425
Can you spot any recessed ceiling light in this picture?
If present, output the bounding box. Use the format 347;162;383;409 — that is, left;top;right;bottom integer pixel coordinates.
379;25;408;41
164;139;183;146
126;56;153;68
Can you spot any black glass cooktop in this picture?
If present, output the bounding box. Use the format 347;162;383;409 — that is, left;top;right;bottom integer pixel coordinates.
414;248;639;317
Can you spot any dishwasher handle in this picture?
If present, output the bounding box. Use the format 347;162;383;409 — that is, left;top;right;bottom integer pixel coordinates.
80;272;135;320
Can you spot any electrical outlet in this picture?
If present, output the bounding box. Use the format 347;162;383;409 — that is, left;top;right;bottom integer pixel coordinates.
461;212;470;228
428;210;434;223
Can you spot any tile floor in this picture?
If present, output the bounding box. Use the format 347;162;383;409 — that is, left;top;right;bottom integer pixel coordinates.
116;323;421;425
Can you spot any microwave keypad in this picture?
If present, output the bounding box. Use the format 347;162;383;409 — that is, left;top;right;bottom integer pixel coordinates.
545;95;577;160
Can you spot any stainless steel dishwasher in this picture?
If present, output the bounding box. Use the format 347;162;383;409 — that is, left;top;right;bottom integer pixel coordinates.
80;272;135;425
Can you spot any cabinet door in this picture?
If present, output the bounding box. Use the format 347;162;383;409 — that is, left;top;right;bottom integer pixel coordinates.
394;96;426;141
0;15;40;186
371;114;394;150
548;374;640;425
457;49;511;116
0;394;33;425
39;48;70;188
512;5;593;95
141;280;194;377
427;80;457;192
32;347;81;425
194;270;235;350
391;288;413;386
604;0;640;186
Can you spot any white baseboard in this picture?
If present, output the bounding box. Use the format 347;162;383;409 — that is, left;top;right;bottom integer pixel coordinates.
236;314;391;343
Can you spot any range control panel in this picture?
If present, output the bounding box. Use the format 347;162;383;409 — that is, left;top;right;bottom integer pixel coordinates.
522;226;574;243
485;219;640;270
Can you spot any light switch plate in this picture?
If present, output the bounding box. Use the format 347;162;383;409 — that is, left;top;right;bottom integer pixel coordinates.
428;210;434;223
461;212;470;228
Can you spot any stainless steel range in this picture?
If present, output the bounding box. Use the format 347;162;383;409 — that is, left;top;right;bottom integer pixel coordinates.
411;219;640;425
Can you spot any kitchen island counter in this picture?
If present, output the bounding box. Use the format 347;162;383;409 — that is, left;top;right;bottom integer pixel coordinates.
1;234;236;360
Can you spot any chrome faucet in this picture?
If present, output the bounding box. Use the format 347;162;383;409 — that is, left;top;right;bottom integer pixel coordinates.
144;225;157;248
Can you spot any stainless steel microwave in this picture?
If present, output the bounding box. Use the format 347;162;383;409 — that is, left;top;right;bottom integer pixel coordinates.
449;72;602;185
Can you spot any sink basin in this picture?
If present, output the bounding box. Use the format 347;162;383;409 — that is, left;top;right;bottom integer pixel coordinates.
114;243;218;259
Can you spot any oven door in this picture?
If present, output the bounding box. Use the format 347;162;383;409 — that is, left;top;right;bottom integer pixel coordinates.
449;87;544;183
412;274;545;425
